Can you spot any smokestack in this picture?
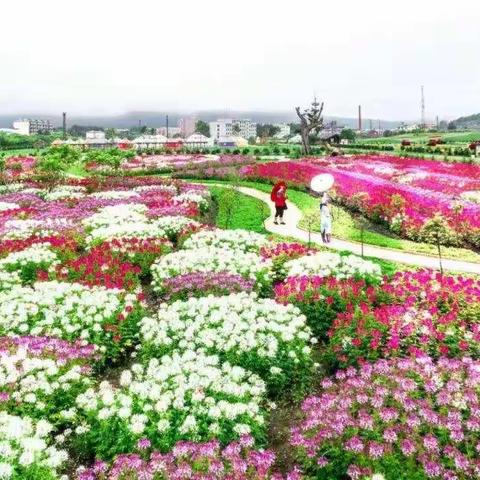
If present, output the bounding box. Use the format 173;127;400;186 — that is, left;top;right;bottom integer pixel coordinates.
358;105;362;131
62;112;66;139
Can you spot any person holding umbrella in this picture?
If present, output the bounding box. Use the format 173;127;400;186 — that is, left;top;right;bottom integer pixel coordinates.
310;174;335;244
270;181;288;225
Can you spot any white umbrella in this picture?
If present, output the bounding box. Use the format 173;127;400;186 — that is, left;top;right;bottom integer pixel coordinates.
310;174;334;193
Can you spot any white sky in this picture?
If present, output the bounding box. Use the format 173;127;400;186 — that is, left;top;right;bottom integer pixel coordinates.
1;0;479;120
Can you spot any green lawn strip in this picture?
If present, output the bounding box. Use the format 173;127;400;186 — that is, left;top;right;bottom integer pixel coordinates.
209;185;269;234
66;162;89;177
195;179;480;264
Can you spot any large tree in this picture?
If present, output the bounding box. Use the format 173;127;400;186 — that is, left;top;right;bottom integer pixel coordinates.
195;120;210;137
295;97;324;155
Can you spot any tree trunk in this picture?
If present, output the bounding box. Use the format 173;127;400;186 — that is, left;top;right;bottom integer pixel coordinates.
300;127;310;155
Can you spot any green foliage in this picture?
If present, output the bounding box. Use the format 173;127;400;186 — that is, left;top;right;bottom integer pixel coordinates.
340;128;356;141
85;147;135;170
195;120;210;137
210;186;268;233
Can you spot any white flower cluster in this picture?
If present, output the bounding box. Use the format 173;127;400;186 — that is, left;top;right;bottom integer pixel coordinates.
0;412;68;478
0;281;138;352
3;218;73;240
73;350;265;450
153;215;200;239
0;243;58;274
90;190;140;200
0;270;22;291
182;229;268;253
173;192;209;211
0;183;25;194
140;292;313;381
82;204;148;230
133;184;178;194
0;202;20;212
284;252;381;280
0;346;92;417
39;185;86;201
151;247;272;291
83;207;198;244
461;190;480;204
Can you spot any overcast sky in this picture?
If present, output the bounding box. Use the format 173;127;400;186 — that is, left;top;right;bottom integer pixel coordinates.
1;0;479;121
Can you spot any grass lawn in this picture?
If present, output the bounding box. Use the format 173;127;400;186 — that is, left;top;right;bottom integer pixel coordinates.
197;179;480;264
209;185;269;234
66;162;89;177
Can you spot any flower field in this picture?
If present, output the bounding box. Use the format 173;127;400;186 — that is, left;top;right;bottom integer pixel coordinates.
1;155;480;480
242;155;480;248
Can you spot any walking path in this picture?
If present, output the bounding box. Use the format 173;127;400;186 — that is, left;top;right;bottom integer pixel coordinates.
235;186;480;274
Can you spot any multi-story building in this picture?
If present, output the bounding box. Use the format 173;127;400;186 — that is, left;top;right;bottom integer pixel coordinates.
178;117;197;137
209;119;257;141
12;119;55;135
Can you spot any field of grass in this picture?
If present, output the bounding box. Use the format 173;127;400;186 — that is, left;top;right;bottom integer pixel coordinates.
356;130;480;145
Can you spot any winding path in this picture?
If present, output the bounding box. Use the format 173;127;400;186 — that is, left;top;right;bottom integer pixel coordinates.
236;186;480;274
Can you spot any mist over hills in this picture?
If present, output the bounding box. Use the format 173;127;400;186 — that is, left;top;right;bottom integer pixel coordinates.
0;110;404;130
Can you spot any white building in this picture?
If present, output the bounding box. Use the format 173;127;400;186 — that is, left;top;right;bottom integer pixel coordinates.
156;126;182;138
86;130;106;140
273;123;291;138
12;119;54;135
209;119;257;141
185;133;214;148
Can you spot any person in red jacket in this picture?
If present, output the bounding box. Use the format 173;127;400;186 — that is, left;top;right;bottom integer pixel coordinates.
271;181;288;225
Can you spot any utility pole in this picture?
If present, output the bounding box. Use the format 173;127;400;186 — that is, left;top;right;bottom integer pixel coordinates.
436;115;439;130
62;112;67;139
369;119;373;130
166;115;169;138
358;105;362;131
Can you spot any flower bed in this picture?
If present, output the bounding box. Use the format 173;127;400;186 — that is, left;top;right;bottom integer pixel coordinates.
275;276;382;339
161;271;255;302
0;281;144;359
0;336;97;420
76;435;300;480
291;355;480;479
283;252;382;281
151;247;273;295
327;270;480;365
182;229;269;253
140;292;315;395
242;157;480;248
70;350;267;459
0;412;69;479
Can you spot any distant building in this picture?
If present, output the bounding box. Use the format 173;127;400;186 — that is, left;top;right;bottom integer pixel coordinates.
185;133;213;148
85;130;106;140
178;117;197;137
273;123;291;138
156;126;182;138
209;119;257;141
12;119;54;135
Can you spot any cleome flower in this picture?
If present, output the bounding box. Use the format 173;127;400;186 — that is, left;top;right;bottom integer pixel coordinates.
140;292;314;393
182;229;269;253
283;252;381;281
71;350;267;458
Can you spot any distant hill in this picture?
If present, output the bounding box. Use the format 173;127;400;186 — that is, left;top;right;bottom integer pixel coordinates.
453;113;480;129
0;110;404;130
